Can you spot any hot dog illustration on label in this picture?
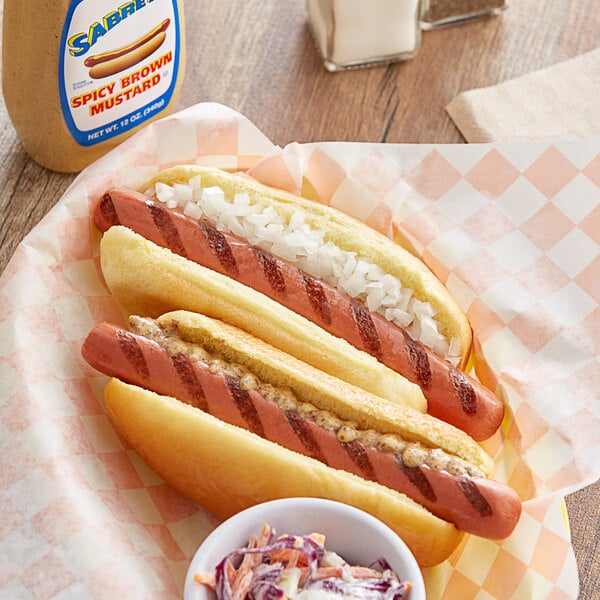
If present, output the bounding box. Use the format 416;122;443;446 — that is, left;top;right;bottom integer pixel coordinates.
85;19;170;79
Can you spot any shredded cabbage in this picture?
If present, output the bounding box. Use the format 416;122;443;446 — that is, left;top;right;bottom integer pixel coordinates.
197;526;412;600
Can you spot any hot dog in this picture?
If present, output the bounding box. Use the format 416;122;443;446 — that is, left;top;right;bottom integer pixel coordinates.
93;166;504;440
81;310;522;566
86;19;170;79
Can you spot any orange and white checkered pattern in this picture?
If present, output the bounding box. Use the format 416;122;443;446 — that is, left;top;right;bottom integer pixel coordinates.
1;103;597;598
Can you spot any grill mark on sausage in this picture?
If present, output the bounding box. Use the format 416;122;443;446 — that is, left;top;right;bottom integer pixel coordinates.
351;302;382;358
450;369;477;415
284;410;327;462
200;221;238;276
403;332;432;388
147;201;188;257
301;272;332;324
254;247;286;294
99;193;121;227
396;456;437;502
170;353;208;411
116;330;149;379
223;374;264;437
457;476;492;516
342;440;377;480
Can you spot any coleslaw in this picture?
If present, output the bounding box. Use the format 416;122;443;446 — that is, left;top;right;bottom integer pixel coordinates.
194;523;412;599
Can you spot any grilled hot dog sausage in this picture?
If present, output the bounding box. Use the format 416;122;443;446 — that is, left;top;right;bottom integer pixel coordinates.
82;315;521;539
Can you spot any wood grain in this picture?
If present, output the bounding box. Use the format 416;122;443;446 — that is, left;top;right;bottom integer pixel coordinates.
0;1;598;596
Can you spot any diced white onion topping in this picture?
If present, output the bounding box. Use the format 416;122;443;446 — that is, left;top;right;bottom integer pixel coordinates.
148;180;461;363
183;201;203;220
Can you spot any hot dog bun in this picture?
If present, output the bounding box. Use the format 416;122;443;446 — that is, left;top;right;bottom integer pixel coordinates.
100;225;427;413
103;377;462;567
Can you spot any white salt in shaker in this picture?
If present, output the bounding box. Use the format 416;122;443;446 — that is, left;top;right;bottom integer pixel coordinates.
307;0;424;71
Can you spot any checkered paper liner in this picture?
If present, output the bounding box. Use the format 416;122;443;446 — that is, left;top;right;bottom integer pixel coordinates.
1;103;598;599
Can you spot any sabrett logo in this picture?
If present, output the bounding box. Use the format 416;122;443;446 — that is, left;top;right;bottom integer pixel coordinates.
67;0;157;57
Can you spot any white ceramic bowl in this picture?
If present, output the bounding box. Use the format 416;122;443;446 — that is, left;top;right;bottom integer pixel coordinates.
183;497;426;599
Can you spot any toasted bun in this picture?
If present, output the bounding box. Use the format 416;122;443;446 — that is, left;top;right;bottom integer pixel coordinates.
104;377;463;567
100;225;427;413
159;310;494;475
147;165;473;367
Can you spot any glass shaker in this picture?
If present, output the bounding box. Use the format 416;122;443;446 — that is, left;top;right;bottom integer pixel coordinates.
422;0;508;29
306;0;424;72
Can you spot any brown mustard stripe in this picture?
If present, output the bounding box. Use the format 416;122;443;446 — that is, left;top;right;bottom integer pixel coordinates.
147;201;188;257
284;410;327;463
342;440;377;480
456;476;493;516
99;193;120;227
253;247;286;295
223;374;265;437
403;331;432;388
396;456;437;503
200;221;239;276
301;272;332;324
450;369;477;415
116;329;149;379
351;302;382;358
170;353;209;412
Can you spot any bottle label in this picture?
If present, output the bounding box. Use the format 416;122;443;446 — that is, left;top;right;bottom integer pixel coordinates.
59;0;182;147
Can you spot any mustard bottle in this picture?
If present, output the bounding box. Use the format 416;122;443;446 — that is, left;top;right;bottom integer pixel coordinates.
2;0;186;173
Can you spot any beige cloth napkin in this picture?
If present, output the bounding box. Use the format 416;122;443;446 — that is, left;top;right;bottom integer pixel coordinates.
446;47;600;142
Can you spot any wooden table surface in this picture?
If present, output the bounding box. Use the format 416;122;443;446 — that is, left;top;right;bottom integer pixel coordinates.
1;0;598;597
